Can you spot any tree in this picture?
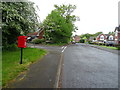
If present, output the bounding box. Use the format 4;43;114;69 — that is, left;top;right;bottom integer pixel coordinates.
80;32;103;42
80;33;93;40
54;4;80;22
93;32;103;37
42;4;79;43
108;31;114;35
2;2;40;49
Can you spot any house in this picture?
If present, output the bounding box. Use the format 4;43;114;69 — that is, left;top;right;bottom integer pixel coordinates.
95;33;115;46
96;34;106;42
73;35;80;42
89;37;95;41
96;34;114;42
27;28;44;41
114;25;120;44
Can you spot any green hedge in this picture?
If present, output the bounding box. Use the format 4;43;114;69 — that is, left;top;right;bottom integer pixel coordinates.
3;44;18;51
79;39;85;43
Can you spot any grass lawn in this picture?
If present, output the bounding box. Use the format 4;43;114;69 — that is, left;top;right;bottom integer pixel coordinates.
0;49;2;87
100;46;118;50
2;48;47;87
93;44;120;50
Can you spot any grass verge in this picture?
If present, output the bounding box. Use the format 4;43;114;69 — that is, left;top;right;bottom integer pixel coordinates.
92;44;120;50
100;46;118;50
2;47;47;87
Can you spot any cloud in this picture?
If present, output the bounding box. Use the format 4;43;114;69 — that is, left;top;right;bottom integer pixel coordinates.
31;0;119;34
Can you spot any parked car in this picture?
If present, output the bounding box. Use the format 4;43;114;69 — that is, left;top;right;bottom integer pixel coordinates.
104;41;116;46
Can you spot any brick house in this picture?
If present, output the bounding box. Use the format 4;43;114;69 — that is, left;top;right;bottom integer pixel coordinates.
27;28;44;41
73;35;80;42
114;25;120;44
96;34;114;42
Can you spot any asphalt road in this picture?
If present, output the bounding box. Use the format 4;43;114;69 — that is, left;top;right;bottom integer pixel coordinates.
62;43;118;88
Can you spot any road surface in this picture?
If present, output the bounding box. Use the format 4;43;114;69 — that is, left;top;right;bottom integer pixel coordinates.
9;43;119;88
62;43;118;88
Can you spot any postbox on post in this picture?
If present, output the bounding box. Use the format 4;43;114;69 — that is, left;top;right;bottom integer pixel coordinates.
18;36;27;48
18;36;27;64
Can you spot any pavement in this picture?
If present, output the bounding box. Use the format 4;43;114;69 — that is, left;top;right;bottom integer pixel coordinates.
7;44;66;88
87;43;120;55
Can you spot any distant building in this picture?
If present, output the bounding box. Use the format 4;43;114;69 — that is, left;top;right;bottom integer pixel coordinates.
114;25;120;44
27;28;44;41
73;35;80;42
96;34;114;42
89;37;95;41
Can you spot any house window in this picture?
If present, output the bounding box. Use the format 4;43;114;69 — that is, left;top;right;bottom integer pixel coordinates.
100;35;104;40
109;36;113;40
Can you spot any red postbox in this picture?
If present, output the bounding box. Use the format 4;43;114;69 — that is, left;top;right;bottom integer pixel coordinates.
18;36;27;48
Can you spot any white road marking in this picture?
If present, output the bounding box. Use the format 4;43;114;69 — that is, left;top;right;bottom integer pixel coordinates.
61;46;64;49
62;46;67;52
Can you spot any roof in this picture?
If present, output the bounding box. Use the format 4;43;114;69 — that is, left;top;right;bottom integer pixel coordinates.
27;28;44;36
97;34;114;39
114;25;120;32
97;33;104;38
27;32;38;36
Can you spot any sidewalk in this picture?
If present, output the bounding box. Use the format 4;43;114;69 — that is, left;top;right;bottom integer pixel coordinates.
88;44;120;55
7;50;61;88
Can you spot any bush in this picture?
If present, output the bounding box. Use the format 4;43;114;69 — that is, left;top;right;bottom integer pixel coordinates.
88;41;93;44
32;39;45;44
89;42;94;44
93;41;99;45
79;39;85;43
3;44;18;51
117;46;120;50
114;44;120;47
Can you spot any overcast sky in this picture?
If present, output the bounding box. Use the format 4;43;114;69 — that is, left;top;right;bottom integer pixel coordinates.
30;0;119;35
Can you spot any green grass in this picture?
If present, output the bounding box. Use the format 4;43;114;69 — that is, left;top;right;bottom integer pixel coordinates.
100;46;118;50
0;50;2;87
2;48;47;87
93;44;119;50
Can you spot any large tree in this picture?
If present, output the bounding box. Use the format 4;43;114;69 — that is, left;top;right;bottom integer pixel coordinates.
42;4;79;43
2;2;40;48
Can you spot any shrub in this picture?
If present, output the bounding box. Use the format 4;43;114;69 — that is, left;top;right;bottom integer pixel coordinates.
88;41;93;44
117;46;120;50
32;39;45;44
79;39;85;43
3;44;18;51
114;44;120;47
93;41;99;45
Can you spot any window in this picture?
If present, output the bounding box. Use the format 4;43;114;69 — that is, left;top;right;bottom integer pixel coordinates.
100;35;104;40
109;36;113;40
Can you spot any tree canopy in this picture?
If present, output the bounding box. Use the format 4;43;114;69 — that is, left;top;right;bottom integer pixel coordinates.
80;32;103;40
42;4;79;43
2;2;40;48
